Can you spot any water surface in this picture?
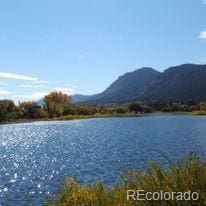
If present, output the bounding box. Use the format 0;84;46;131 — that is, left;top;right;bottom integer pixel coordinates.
0;115;206;205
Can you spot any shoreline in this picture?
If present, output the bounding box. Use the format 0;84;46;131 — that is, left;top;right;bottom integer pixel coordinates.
0;111;203;125
0;113;144;125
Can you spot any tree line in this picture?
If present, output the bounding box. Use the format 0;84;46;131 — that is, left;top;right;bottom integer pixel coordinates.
0;92;98;123
1;91;206;123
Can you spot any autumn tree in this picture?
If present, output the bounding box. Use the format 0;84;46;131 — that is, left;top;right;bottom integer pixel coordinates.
198;102;206;111
0;100;17;122
76;104;96;115
19;101;48;119
44;92;72;118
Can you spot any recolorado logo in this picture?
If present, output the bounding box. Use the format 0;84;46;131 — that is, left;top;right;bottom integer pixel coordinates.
127;190;199;201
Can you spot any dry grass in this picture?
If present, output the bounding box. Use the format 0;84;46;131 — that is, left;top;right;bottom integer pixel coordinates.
192;111;206;115
47;153;206;206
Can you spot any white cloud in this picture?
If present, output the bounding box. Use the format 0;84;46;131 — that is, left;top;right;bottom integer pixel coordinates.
199;30;206;40
64;83;78;89
0;89;10;100
0;71;38;81
0;81;7;85
0;90;11;95
53;86;75;95
20;84;46;88
77;54;86;59
34;80;49;84
53;83;77;95
13;92;49;102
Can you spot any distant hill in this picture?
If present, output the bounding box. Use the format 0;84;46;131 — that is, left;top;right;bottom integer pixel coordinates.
73;63;206;104
139;64;206;102
72;94;98;103
84;67;160;104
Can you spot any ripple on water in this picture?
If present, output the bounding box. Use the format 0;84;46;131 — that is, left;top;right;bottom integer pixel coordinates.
0;116;206;204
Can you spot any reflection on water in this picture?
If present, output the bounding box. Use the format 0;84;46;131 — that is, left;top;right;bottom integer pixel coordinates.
0;115;206;204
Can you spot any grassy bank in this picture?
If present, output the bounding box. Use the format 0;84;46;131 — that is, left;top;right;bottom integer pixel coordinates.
0;113;145;125
47;154;206;206
55;113;144;120
192;111;206;115
1;111;206;125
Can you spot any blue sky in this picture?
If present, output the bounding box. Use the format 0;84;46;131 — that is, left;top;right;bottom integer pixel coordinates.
0;0;206;103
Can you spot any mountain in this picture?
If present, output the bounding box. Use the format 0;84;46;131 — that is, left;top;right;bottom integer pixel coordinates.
74;63;206;104
72;94;98;103
139;64;206;102
85;67;161;104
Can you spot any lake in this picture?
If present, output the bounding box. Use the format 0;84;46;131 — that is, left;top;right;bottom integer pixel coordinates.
0;115;206;205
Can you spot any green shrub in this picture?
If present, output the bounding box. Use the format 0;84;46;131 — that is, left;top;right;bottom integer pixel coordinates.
129;102;144;114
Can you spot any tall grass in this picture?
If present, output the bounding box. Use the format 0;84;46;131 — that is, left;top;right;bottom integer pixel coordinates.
192;111;206;115
47;154;206;206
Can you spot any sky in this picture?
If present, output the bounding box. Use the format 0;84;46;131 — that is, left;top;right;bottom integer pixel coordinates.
0;0;206;103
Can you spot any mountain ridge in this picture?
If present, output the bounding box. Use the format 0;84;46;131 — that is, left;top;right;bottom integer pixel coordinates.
72;63;206;104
